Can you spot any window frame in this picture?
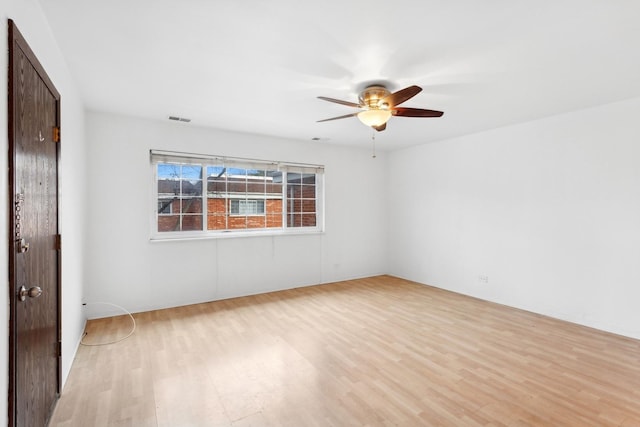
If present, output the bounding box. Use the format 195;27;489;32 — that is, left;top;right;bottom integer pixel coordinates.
150;150;324;240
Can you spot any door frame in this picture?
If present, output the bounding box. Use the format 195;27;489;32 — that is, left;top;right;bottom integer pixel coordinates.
7;19;62;427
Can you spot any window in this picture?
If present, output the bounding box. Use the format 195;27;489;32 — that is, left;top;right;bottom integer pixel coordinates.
151;150;323;238
230;200;265;215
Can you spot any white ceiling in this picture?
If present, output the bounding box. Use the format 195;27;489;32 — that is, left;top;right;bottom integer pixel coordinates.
38;0;640;150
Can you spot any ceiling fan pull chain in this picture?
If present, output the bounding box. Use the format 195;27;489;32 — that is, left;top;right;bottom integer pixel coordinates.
371;130;377;159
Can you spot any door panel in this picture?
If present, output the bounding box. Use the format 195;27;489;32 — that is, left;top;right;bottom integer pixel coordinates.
9;20;61;427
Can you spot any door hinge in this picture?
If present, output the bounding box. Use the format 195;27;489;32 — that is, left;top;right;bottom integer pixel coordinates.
57;341;62;357
55;234;62;251
53;126;60;143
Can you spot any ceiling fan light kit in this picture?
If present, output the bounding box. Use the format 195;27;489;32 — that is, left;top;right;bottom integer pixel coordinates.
317;84;443;132
357;109;392;127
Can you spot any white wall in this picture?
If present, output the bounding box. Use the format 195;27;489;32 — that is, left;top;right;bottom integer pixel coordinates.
389;97;640;339
83;112;388;317
0;1;87;423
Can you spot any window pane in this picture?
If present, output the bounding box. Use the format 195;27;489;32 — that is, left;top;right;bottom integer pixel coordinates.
287;213;300;227
158;215;180;232
301;174;316;185
266;214;282;227
287;173;302;184
207;166;226;178
207;214;227;230
157;214;203;232
301;214;317;227
301;199;316;213
207;194;227;231
286;185;296;199
227;167;248;176
287;173;315;184
181;179;202;197
287;200;298;214
158;163;181;179
158;179;179;195
265;182;282;195
207;179;226;193
227;178;246;193
269;171;283;182
247;177;265;193
156;163;204;232
157;198;177;215
286;177;317;228
300;184;315;198
228;216;247;229
182;165;202;180
182;198;202;214
286;213;317;228
181;215;202;231
266;199;282;214
247;216;266;228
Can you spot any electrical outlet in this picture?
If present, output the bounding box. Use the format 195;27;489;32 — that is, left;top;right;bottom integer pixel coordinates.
478;275;489;284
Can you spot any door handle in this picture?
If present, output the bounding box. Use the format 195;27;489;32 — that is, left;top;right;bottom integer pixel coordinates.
17;238;29;253
18;285;42;302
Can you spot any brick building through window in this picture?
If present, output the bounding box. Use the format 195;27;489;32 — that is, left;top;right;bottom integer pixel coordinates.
153;151;322;236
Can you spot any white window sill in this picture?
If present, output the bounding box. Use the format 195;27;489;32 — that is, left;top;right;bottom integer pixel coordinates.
150;228;324;242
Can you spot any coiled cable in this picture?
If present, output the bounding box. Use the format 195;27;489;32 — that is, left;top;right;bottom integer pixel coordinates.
80;302;136;346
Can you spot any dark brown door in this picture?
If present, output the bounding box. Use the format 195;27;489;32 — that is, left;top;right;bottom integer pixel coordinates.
8;20;62;427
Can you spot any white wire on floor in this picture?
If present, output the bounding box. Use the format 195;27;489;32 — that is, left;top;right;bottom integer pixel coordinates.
80;302;136;346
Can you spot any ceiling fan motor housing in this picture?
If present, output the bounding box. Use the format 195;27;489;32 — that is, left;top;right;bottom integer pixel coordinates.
359;85;391;109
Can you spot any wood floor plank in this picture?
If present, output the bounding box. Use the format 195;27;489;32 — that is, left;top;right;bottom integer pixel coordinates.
49;276;640;426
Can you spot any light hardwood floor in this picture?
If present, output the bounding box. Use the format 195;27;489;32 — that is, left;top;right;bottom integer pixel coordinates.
49;276;640;426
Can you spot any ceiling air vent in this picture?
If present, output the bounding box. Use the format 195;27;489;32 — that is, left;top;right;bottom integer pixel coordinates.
168;116;191;123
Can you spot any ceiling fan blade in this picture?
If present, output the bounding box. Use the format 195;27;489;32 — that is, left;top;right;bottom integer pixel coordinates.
373;122;387;132
380;85;422;107
317;112;359;122
317;96;361;108
392;107;444;118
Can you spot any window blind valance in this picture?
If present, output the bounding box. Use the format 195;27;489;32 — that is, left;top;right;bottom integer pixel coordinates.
150;150;324;174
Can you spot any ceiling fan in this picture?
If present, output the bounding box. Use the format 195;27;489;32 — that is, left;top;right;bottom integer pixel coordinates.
317;84;443;132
